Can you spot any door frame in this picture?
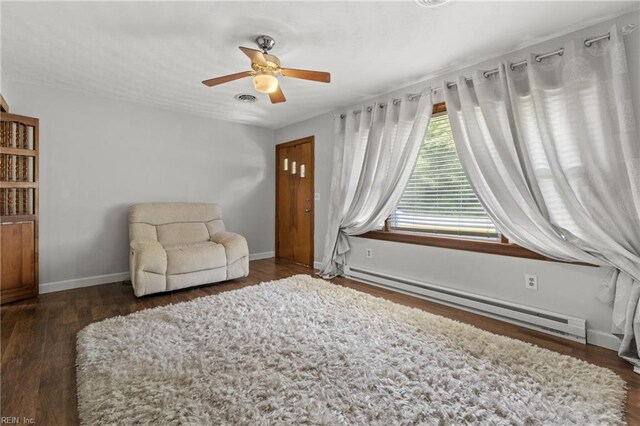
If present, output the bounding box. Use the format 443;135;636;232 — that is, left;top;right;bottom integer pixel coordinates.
275;136;315;267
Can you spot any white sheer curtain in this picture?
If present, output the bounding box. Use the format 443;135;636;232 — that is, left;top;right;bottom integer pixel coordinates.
444;25;640;367
320;88;433;278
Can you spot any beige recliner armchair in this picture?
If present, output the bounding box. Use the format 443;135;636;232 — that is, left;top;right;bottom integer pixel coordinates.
128;203;249;297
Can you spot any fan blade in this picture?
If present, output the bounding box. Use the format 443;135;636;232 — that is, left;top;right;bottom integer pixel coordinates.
281;68;331;83
202;71;252;87
269;85;286;104
239;46;267;65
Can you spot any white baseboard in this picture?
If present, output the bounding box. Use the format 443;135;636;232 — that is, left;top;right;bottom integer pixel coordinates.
40;271;130;294
314;261;323;270
249;251;275;261
586;329;620;351
40;252;276;294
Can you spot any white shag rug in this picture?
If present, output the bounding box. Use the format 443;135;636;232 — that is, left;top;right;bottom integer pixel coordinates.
77;275;626;425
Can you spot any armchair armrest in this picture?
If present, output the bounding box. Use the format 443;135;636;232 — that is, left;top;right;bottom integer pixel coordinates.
130;238;162;251
130;239;167;275
210;232;249;264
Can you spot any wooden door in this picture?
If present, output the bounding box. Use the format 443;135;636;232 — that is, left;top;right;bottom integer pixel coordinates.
276;137;314;267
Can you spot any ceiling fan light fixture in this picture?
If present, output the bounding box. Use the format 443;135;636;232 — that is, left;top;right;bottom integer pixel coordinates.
252;72;279;94
202;36;330;103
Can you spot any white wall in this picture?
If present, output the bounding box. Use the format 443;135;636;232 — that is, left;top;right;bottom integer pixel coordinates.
3;82;275;290
275;10;640;349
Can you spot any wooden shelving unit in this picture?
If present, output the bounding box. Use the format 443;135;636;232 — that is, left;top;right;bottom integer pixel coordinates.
1;112;39;304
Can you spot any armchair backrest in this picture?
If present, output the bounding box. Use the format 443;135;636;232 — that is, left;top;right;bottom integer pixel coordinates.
129;203;225;246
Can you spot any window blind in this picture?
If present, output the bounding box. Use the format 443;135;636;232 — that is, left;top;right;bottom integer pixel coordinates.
389;112;499;240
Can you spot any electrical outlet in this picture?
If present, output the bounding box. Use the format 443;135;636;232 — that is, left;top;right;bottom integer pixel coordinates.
366;248;373;258
525;274;538;291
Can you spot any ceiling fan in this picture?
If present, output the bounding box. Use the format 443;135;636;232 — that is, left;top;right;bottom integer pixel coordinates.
202;35;331;104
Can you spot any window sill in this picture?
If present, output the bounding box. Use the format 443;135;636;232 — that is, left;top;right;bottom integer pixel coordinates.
358;230;593;265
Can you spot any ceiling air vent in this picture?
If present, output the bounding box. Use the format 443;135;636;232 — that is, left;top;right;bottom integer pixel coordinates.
234;93;257;103
415;0;452;7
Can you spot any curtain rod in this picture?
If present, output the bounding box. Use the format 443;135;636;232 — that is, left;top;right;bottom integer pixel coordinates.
339;94;421;119
432;27;634;92
339;26;634;119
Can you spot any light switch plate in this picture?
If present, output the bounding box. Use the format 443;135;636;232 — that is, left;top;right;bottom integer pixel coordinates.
314;193;320;201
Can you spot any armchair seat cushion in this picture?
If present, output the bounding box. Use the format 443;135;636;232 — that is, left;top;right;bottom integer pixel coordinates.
165;242;226;275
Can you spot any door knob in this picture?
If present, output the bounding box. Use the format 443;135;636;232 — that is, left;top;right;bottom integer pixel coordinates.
305;208;311;213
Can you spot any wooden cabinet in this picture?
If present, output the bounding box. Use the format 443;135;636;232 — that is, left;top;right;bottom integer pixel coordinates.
1;113;39;304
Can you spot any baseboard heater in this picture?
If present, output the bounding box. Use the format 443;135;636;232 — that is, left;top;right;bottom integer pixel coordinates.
345;265;586;344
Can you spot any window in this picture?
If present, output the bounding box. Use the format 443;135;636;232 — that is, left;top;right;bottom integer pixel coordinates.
388;106;498;241
361;103;550;261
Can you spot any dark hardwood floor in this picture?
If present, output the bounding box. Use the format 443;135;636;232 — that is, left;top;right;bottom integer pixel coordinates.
2;258;639;424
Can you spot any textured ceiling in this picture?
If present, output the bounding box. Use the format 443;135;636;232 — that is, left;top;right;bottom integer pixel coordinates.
2;1;638;129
